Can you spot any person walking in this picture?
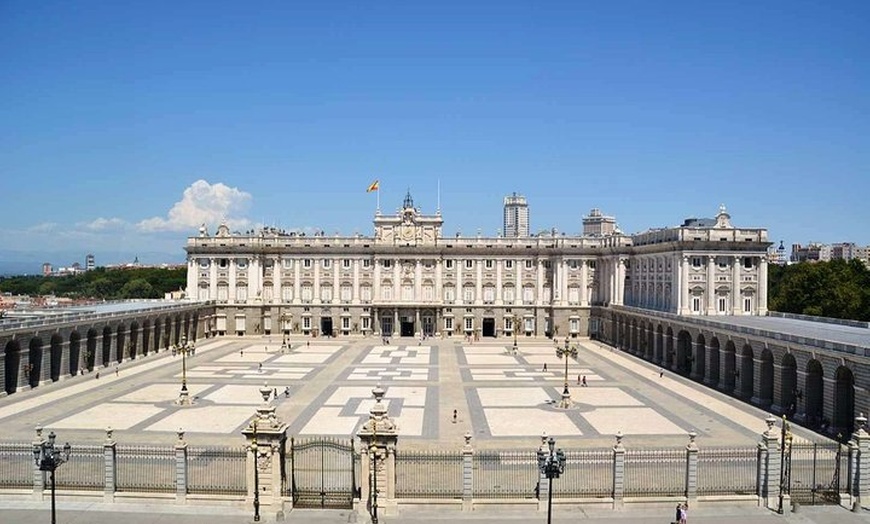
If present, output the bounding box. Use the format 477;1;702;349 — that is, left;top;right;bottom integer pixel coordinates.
581;376;587;387
673;503;681;524
679;502;688;524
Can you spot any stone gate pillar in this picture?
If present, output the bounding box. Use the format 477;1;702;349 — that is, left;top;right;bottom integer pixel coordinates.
241;383;288;520
850;413;869;512
357;384;398;518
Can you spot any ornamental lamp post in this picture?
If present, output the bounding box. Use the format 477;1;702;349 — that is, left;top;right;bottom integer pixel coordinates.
537;436;565;524
174;336;195;405
778;415;793;514
33;430;71;524
512;314;519;354
251;419;260;522
556;338;578;408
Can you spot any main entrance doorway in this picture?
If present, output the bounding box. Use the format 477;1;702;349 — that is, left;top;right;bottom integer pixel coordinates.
482;318;496;337
400;317;415;337
422;315;434;336
320;317;333;337
381;317;393;336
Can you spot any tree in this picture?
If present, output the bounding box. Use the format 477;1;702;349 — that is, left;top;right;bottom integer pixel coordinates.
118;278;157;299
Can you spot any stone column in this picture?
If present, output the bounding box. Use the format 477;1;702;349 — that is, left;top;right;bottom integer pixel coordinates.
580;260;589;307
680;255;690;315
358;385;399;518
461;432;473;511
373;308;380;337
228;258;237;304
685;431;699;504
104;427;117;502
612;431;625;509
850;414;869;511
706;255;716;315
751;356;771;408
731;255;741;314
312;258;320;305
241;383;289;520
175;429;188;503
32;426;45;499
415;308;421;338
758;256;769;315
757;415;784;512
293;259;301;305
393;310;399;337
704;344;717;387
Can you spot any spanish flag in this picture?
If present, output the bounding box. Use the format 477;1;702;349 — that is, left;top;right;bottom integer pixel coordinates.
366;179;380;192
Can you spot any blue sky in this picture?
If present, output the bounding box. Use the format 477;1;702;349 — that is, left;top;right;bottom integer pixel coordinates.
1;1;868;273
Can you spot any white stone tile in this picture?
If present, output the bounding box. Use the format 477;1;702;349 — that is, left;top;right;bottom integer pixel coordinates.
115;383;213;403
51;404;164;430
394;408;424;436
571;387;642;407
204;384;270;405
583;408;685;435
485;408;581;437
272;353;331;364
146;406;255;433
326;386;381;405
465;355;518;365
383;386;427;406
477;387;552;407
299;407;361;435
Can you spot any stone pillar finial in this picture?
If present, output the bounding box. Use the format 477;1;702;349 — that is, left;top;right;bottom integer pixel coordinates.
105;427;114;442
464;431;472;448
856;413;868;435
260;382;271;404
764;414;777;436
35;426;44;439
177;428;185;442
688;430;698;448
615;431;624;448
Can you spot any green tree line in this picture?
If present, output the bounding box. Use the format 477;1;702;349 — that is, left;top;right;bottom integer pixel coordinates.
768;259;870;322
0;267;186;300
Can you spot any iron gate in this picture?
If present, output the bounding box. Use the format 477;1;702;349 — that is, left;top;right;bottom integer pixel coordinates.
785;441;846;506
287;437;357;509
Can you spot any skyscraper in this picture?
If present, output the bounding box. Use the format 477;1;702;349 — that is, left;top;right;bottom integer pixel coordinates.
503;193;529;237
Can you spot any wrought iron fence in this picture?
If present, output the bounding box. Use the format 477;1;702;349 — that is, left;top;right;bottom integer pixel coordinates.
116;445;175;493
624;449;685;497
697;447;758;496
472;450;538;499
395;450;463;499
0;443;33;489
187;446;247;496
790;441;845;505
55;444;104;491
554;449;613;499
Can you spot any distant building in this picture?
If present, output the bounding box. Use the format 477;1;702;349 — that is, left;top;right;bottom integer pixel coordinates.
791;243;831;263
503;193;529;237
768;241;788;266
41;263;52;276
86;253;95;271
582;208;617;237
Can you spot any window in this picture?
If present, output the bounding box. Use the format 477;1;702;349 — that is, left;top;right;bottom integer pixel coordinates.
505;260;513;269
444;317;454;330
504;317;513;331
483;286;495;303
485;260;493;269
342;259;351;269
341;317;350;330
282;286;293;302
692;257;702;268
465;260;474;269
524;318;534;332
302;317;311;330
402;284;413;301
236;286;248;302
568;260;578;269
744;297;752;312
360;286;372;302
363;259;371;269
282;259;293;269
542;260;551;269
320;286;332;302
718;297;727;312
198;287;209;300
463;287;475;303
568;287;580;304
362;317;371;330
423;285;434;301
692;296;701;312
503;287;515;303
199;258;209;268
525;260;534;269
569;319;580;332
464;317;474;331
589;260;596;269
444;287;455;302
523;287;534;304
383;259;392;269
322;259;331;269
303;259;312;269
340;285;352;302
219;259;228;269
382;286;393;300
236;258;247;269
445;260;454;269
718;257;728;269
743;257;754;269
217;284;228;301
301;285;313;301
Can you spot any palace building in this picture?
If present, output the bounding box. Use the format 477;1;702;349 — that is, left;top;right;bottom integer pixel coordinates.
184;192;770;339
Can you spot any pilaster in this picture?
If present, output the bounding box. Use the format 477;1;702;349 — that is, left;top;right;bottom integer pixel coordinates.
612;431;625;509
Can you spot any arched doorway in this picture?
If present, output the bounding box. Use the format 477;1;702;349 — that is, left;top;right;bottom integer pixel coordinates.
780;353;797;417
739;344;754;398
655;325;664;364
805;360;825;429
665;327;674;368
49;334;63;382
708;337;721;387
758;348;774;407
676;331;692;375
141;320;151;355
116;325;126;363
4;340;21;394
69;331;81;376
833;366;855;438
101;326;112;366
86;329;98;371
28;338;43;388
694;334;706;381
129;322;139;360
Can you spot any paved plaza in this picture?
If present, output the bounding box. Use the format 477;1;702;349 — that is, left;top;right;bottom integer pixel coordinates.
0;335;821;450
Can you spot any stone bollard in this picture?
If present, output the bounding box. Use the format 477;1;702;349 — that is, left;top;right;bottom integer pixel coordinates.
851;413;869;512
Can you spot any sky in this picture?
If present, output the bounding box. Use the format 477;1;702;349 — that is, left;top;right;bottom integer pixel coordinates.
1;1;868;274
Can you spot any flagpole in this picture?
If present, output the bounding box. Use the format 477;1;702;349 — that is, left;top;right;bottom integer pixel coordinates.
437;179;441;214
377;183;381;214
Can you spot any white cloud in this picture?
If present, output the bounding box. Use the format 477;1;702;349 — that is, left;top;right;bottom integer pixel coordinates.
27;222;59;233
81;217;128;231
137;179;252;233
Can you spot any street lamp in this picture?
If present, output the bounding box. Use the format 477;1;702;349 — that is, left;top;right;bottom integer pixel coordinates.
512;313;519;354
556;338;578;408
174;335;195;405
537;436;565;524
369;434;379;524
33;430;71;524
251;419;261;522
